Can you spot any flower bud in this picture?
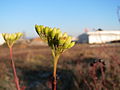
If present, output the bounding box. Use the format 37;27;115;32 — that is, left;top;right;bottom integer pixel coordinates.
67;42;75;49
65;36;72;44
51;28;56;39
2;33;5;37
44;27;49;35
48;28;53;37
2;33;6;40
56;31;62;39
17;32;23;37
11;34;16;41
62;32;68;38
56;28;60;34
39;25;44;33
35;24;38;30
59;37;66;45
16;32;23;40
39;25;44;30
35;25;41;35
63;36;72;48
5;34;10;40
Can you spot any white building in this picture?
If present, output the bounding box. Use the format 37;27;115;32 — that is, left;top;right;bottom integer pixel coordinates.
78;31;120;44
0;34;5;45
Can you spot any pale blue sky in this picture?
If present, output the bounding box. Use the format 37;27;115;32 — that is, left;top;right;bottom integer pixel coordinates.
0;0;120;37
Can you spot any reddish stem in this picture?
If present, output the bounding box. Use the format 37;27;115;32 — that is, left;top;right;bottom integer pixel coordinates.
53;78;57;90
89;64;98;90
78;66;92;90
9;47;21;90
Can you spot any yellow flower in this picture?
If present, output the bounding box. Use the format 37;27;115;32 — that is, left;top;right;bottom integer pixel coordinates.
2;32;23;47
35;25;75;53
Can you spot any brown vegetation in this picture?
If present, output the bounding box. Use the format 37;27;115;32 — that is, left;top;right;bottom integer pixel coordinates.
0;43;120;90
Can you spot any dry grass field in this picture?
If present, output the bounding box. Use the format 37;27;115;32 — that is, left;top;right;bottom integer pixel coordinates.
0;43;120;90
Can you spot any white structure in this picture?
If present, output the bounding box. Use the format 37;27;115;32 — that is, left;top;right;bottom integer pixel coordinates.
78;31;120;44
0;34;5;45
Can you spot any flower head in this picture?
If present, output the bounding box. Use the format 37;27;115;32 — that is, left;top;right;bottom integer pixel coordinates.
35;25;75;54
2;32;23;48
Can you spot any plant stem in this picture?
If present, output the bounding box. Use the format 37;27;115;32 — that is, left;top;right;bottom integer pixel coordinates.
53;55;60;90
51;49;55;58
9;47;21;90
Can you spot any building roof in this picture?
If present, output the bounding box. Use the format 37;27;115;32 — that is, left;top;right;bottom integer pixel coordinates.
87;31;120;35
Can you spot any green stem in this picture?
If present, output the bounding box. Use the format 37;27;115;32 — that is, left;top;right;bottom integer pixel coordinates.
52;49;55;58
9;47;21;90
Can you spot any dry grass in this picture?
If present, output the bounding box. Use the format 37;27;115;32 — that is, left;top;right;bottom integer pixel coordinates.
0;43;120;90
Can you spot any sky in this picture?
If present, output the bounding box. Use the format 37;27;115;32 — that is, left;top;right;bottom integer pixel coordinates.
0;0;120;38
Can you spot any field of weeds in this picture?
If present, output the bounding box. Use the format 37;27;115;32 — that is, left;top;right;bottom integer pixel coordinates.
0;43;120;90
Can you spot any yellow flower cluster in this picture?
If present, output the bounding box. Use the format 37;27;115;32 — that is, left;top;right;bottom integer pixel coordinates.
35;25;75;54
2;32;23;47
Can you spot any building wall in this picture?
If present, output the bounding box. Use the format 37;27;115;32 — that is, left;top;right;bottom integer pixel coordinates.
0;34;5;45
88;33;120;44
77;33;88;43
